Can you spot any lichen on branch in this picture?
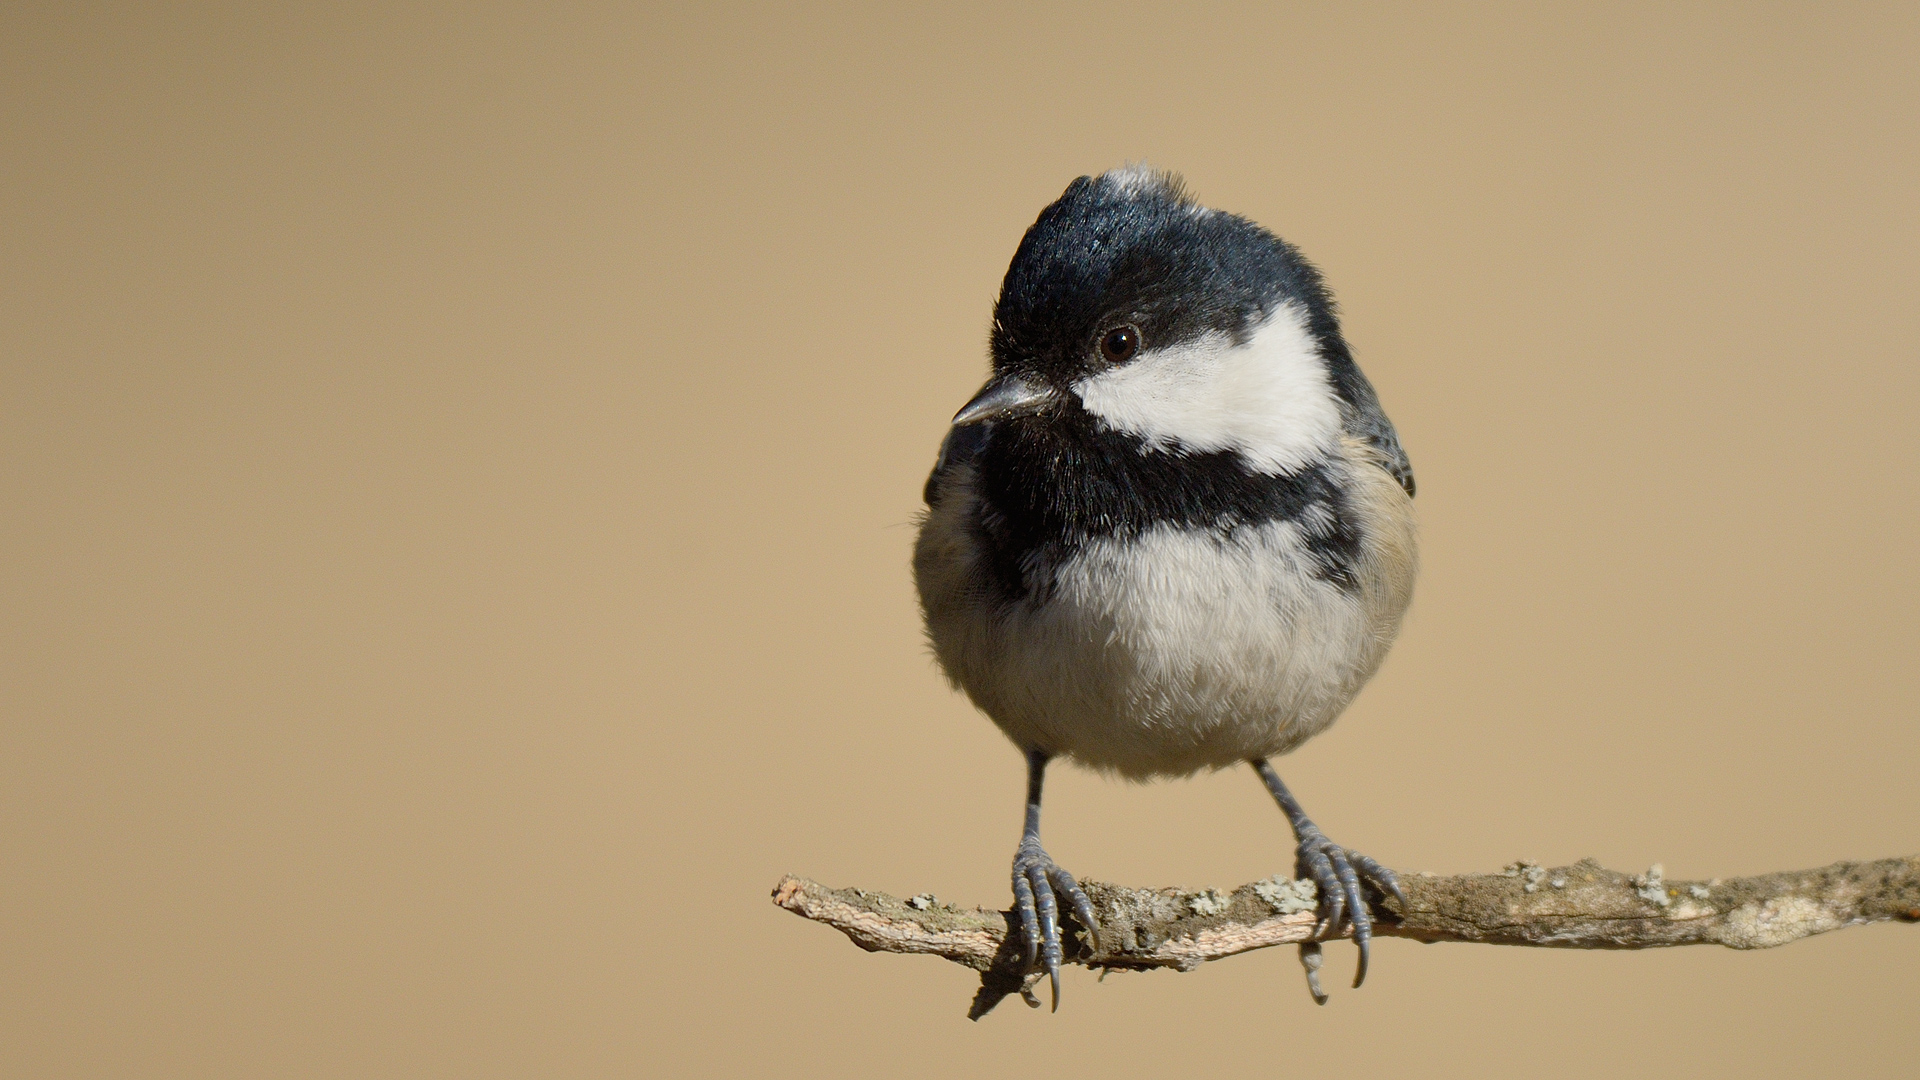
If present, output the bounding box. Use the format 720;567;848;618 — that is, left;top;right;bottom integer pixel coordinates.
772;855;1920;1018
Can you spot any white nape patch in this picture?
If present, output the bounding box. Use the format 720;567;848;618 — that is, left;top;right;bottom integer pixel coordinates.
1099;164;1182;199
1071;303;1339;476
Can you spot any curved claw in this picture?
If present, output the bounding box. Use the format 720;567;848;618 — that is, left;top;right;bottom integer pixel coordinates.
1351;851;1407;911
1298;840;1344;936
1050;863;1099;948
1324;844;1372;987
1295;832;1399;992
1011;867;1040;973
1030;863;1061;1009
1011;841;1096;1012
1298;941;1328;1005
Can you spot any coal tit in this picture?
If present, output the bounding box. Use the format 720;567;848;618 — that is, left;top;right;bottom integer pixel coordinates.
915;168;1416;1008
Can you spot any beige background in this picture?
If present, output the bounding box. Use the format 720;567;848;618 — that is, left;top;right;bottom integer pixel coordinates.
5;2;1918;1076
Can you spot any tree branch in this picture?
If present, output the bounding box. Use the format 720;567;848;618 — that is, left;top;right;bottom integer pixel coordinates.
772;856;1920;1018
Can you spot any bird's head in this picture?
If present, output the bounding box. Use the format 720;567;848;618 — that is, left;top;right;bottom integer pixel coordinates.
954;167;1358;478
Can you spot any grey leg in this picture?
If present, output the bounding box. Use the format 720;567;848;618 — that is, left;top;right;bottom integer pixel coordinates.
1011;748;1098;1011
1252;759;1405;1000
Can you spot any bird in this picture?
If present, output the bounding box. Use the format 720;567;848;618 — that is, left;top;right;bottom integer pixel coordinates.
913;166;1417;1010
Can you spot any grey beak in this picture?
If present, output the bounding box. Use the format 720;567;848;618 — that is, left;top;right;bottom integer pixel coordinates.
952;376;1052;425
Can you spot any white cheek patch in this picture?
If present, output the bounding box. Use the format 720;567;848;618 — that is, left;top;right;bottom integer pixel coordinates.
1071;303;1341;476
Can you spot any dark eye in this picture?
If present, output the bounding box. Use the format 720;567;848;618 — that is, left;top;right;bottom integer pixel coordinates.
1099;324;1141;364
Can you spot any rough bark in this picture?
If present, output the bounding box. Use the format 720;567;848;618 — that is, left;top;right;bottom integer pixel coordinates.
771;856;1920;1018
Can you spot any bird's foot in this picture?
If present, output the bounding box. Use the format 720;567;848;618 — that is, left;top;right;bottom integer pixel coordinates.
1011;838;1097;1011
1294;828;1405;997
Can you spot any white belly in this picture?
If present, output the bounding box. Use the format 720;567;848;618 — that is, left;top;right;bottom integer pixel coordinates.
915;458;1414;779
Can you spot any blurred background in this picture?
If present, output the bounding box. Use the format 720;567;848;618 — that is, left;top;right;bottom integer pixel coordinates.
4;2;1918;1076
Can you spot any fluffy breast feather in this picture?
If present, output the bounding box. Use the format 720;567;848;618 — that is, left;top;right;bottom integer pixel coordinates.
915;436;1415;779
